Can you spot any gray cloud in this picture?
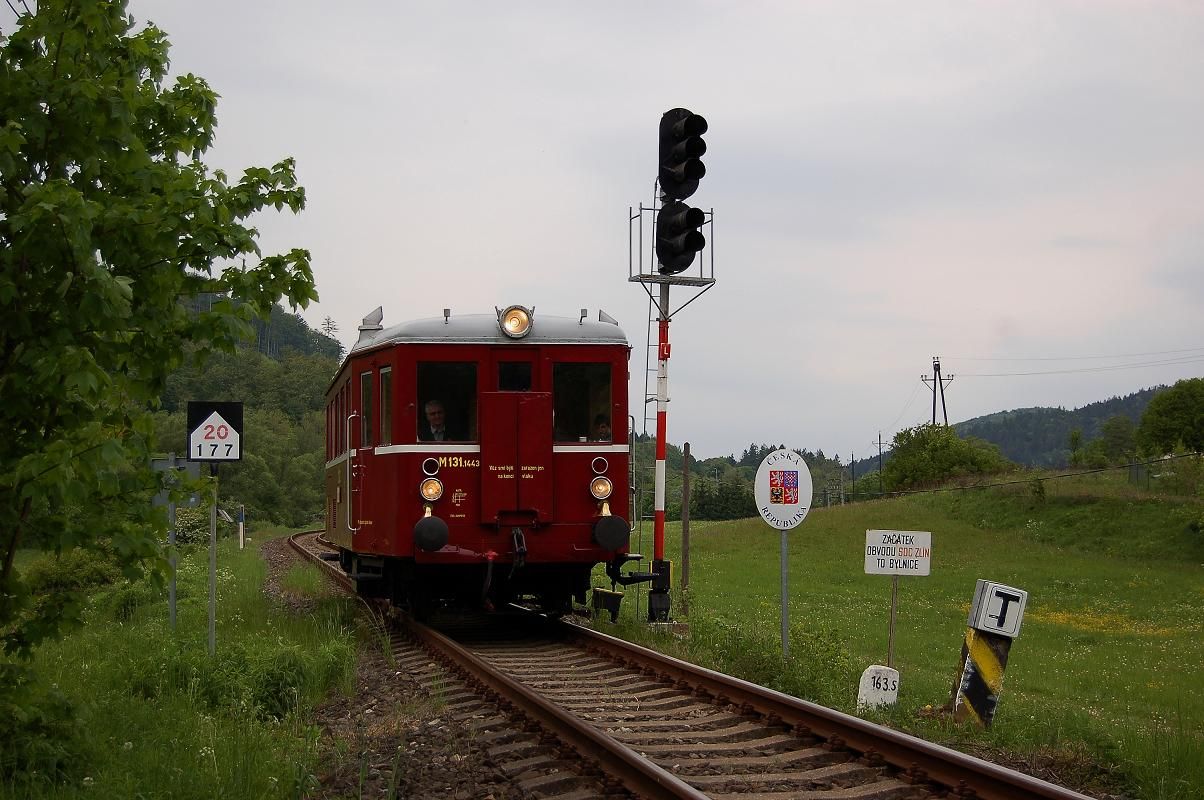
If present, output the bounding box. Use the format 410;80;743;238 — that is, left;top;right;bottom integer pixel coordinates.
141;0;1204;461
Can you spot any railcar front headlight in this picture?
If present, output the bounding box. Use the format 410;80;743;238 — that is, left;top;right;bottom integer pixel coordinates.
498;305;533;338
420;477;444;502
589;476;613;500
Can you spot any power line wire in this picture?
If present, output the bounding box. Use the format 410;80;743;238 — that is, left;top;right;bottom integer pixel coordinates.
956;354;1204;377
949;346;1204;362
883;379;924;432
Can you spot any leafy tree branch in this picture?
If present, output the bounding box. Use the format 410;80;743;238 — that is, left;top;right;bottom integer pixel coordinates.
1;0;315;656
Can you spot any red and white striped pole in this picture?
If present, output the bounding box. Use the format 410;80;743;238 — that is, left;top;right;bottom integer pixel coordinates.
649;283;672;621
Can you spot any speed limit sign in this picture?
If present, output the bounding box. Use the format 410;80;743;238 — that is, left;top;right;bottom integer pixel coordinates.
187;401;244;462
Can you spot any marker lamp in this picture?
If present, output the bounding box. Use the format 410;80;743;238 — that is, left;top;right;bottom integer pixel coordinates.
420;478;444;502
590;476;613;500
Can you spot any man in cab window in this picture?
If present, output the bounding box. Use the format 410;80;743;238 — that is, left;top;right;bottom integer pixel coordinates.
418;399;464;442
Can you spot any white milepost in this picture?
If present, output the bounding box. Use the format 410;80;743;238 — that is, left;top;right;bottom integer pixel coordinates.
857;665;900;711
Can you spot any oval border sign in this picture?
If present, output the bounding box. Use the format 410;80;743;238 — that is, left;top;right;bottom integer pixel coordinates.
754;448;813;530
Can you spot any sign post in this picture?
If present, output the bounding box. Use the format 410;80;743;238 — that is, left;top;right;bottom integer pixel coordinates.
858;529;932;711
150;455;201;630
864;529;932;666
754;449;813;658
187;401;244;657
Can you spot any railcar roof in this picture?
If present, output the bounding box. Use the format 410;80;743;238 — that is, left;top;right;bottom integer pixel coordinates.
350;310;628;355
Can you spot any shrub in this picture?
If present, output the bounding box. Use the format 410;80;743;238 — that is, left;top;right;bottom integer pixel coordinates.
250;648;308;719
0;663;83;784
23;546;121;594
124;634;353;722
883;424;1013;490
98;581;161;622
1029;477;1047;505
171;507;236;546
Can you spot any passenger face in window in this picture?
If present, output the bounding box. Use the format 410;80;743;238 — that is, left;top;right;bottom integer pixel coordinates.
591;414;611;441
423;401;447;441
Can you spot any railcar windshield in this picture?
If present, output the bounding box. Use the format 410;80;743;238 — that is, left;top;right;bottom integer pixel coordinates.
553;363;611;442
498;361;532;391
417;362;477;441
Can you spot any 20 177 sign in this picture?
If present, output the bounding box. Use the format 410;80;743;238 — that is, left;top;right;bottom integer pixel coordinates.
187;401;244;462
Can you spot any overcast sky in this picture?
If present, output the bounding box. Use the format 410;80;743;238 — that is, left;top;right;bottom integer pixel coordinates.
146;1;1203;463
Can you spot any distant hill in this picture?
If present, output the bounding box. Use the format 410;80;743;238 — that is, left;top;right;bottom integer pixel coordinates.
249;304;342;360
853;387;1166;473
182;294;342;360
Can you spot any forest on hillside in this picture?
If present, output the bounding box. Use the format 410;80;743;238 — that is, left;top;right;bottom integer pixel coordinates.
953;389;1160;466
154;305;341;528
851;387;1166;475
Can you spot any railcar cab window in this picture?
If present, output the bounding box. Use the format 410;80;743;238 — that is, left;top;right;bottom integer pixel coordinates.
417;362;476;442
498;362;532;391
553;363;611;442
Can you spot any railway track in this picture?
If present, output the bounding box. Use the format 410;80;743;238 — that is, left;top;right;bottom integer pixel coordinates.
288;531;1098;800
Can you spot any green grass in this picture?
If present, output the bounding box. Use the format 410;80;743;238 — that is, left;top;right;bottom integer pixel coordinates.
2;533;359;799
600;470;1204;799
281;563;328;598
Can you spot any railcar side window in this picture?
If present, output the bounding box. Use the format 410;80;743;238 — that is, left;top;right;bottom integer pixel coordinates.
417;362;477;442
553;363;611;442
360;372;373;447
337;385;345;453
380;367;393;446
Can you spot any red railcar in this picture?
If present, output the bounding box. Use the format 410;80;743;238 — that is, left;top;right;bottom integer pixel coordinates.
324;305;635;614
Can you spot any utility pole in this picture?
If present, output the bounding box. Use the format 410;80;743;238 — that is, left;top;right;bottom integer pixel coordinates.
878;432;884;495
681;442;691;618
921;356;954;425
850;453;855;502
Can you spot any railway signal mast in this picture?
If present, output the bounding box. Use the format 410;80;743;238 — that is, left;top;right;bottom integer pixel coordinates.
629;108;716;622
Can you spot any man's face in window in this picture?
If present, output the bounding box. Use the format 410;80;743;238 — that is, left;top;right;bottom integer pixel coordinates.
426;404;445;430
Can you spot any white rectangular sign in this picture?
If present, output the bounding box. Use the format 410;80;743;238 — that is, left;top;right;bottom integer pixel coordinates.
865;529;932;576
968;579;1027;638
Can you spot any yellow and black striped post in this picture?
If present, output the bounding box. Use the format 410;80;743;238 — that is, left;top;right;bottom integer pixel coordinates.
951;579;1028;727
951;627;1013;727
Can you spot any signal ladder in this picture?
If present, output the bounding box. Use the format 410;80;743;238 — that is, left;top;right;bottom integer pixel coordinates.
625;198;716;619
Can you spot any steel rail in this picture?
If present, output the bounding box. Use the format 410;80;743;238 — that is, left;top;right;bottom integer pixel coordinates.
287;533;1091;799
287;530;353;591
564;621;1094;800
405;618;710;800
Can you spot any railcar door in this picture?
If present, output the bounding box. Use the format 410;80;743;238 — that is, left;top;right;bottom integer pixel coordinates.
479;391;553;525
345;410;363;536
347;368;378;538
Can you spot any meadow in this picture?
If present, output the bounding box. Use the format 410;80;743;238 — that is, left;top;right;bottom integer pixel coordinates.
599;470;1204;800
1;531;359;800
4;469;1199;799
